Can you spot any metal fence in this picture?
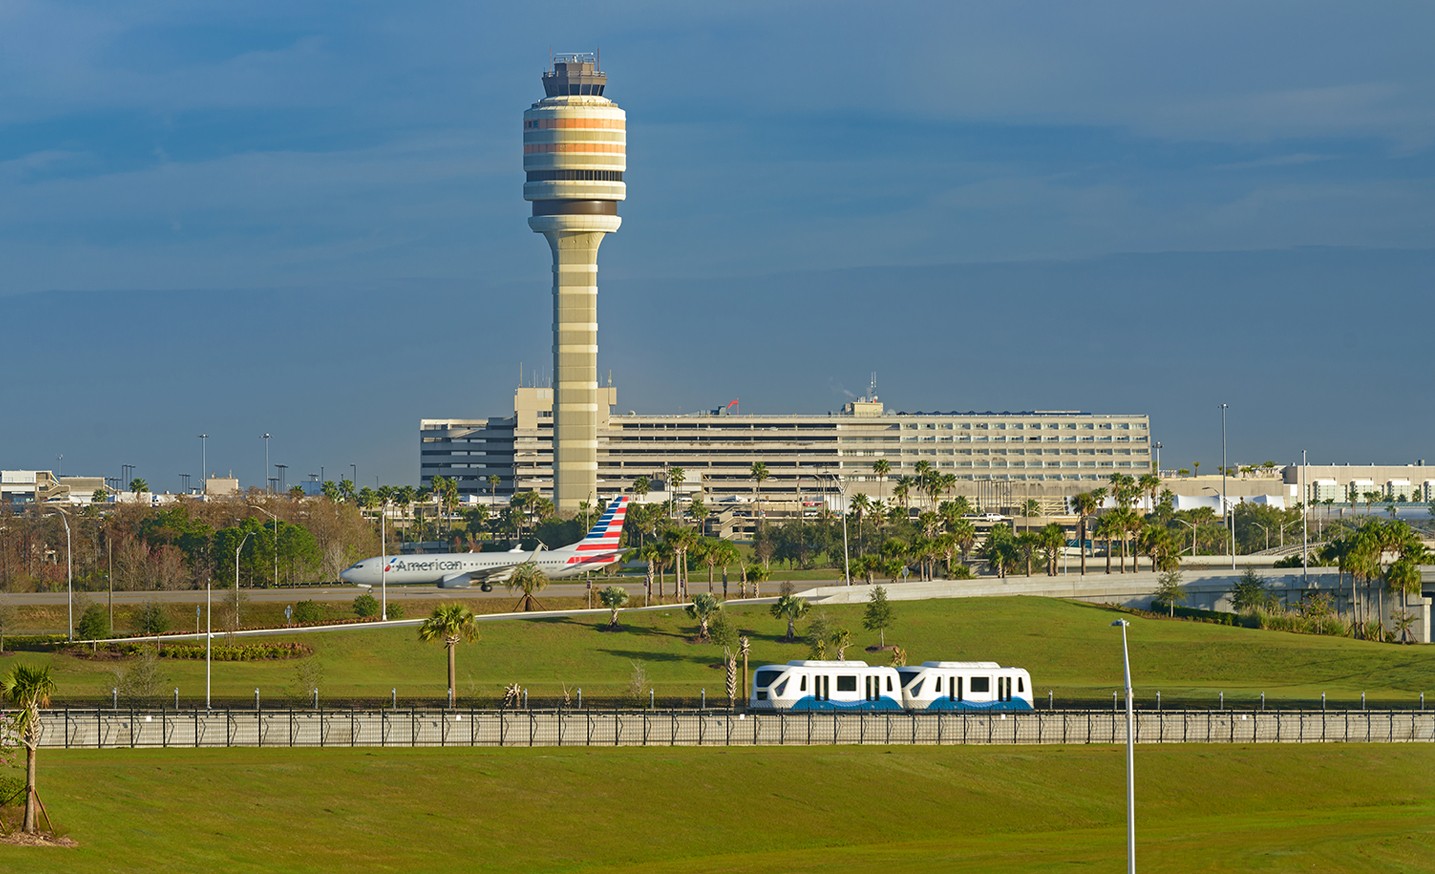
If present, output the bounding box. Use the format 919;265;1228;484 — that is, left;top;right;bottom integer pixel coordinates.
26;707;1435;749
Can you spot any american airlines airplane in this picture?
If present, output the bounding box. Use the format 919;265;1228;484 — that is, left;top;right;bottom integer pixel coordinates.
339;495;629;589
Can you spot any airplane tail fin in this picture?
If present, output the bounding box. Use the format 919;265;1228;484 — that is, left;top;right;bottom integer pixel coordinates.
571;495;629;553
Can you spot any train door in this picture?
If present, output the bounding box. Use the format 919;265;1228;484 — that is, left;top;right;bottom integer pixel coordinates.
864;675;878;701
949;674;963;703
997;675;1012;702
815;674;829;701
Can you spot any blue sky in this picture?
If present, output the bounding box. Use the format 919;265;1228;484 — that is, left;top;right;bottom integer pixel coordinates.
3;2;1433;490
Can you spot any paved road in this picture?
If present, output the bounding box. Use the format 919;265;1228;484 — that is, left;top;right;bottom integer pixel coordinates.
0;579;684;607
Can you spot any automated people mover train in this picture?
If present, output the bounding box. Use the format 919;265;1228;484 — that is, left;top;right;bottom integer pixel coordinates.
749;660;1033;712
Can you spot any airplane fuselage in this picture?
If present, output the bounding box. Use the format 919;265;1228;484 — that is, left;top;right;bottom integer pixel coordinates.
340;549;619;587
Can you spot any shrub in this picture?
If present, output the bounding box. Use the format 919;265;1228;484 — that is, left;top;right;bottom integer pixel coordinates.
291;600;323;625
133;602;170;636
386;603;404;620
0;774;25;808
77;604;111;640
353;593;381;619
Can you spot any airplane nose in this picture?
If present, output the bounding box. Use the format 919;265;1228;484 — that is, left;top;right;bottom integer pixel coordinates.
340;568;356;583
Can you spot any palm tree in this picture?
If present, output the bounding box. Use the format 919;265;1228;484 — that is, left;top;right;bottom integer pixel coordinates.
872;458;891;503
749;462;769;531
1018;498;1042;533
1038;523;1066;576
1138;473;1162;514
702;538;740;595
598;585;628;629
487;474;500;498
947;517;977;569
129;478;149;501
668;467;686;519
743;563;770;598
686;592;722;641
632;475;650;502
664;524;699;600
769;593;811;641
3;663;56;834
505;562;549;612
1071;491;1100;576
1093;513;1120;575
417;604;479;705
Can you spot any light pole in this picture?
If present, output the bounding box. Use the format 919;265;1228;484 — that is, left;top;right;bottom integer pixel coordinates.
1301;448;1309;585
1173;518;1197;556
1152;441;1162;474
380;502;389;621
350;463;358;488
1111;618;1136;874
205;575;213;709
48;507;73;640
198;434;208;495
262;433;271;493
276;463;288;494
1252;522;1270;552
1219;403;1234;569
234;531;254;630
249;504;280;589
822;469;851;586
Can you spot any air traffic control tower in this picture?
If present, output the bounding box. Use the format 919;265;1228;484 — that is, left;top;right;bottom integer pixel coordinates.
524;53;625;513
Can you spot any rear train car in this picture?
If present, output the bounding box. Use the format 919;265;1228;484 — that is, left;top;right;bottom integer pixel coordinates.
895;661;1034;711
748;660;903;711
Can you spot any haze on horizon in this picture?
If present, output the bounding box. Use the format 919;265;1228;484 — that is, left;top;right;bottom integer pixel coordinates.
3;2;1432;491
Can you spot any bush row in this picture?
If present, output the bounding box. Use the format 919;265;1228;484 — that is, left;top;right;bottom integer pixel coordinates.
66;641;313;661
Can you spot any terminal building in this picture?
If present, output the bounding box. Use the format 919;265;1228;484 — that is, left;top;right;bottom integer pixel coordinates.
420;385;1152;511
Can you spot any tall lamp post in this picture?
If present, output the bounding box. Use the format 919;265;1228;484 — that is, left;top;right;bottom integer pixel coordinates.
1173;518;1197;556
380;502;389;621
1219;404;1234;569
249;504;280;589
262;433;271;493
234;531;254;632
1111;618;1136;874
48;507;73;640
198;433;208;493
822;469;851;586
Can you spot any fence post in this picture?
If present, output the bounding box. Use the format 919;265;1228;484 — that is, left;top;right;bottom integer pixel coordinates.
1156;691;1161;712
254;688;260;711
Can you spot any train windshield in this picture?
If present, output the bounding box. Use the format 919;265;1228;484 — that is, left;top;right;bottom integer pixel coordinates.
752;669;784;690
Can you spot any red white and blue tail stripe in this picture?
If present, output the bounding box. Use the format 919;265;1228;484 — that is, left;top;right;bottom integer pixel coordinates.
564;495;629;568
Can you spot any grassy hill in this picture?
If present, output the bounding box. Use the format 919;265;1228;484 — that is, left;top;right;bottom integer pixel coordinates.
3;745;1432;872
6;596;1431;704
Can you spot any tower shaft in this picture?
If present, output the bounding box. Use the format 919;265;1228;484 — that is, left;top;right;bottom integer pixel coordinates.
524;53;625;513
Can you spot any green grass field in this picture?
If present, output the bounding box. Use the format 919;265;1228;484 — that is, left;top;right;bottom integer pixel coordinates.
2;744;1432;872
4;596;1432;704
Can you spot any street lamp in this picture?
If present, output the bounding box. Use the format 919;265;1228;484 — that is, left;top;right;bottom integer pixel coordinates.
1152;441;1162;474
1252;521;1270;552
234;531;254;631
1111;618;1136;874
1219;404;1234;569
198;433;208;492
1172;518;1197;556
249;504;280;589
821;469;851;586
380;500;389;621
48;507;73;640
262;433;271;493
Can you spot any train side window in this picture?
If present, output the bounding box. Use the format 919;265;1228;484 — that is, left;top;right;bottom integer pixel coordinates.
957;676;963;702
836;675;857;693
886;676;893;692
1017;676;1025;693
800;676;807;692
970;676;991;694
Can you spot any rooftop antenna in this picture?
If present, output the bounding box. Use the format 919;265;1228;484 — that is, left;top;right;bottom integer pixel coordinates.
868;372;879;401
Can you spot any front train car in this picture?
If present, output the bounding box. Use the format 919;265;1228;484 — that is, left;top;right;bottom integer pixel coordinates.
749;660;903;711
896;661;1035;711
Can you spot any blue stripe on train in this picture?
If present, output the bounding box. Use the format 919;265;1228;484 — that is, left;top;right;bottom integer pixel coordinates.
787;696;905;712
920;698;1033;712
